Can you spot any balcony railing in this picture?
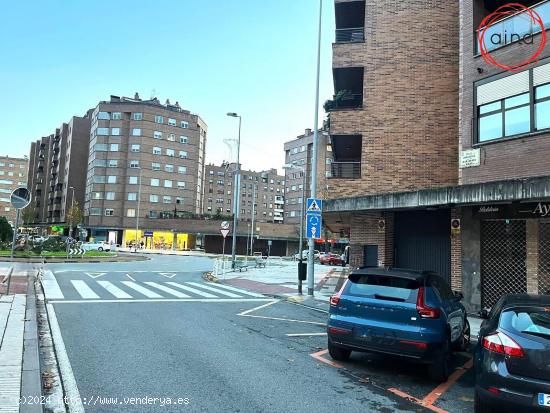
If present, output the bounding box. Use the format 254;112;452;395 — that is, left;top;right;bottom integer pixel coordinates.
326;93;363;111
330;161;361;179
336;27;364;43
476;0;550;54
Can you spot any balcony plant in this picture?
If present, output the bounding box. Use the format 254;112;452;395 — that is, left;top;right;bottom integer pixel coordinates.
323;89;353;112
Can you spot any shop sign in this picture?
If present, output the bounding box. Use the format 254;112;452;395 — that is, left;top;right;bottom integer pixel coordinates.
475;202;550;218
459;149;480;168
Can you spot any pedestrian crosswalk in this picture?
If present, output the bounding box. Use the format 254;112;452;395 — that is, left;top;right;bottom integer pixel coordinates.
47;279;267;302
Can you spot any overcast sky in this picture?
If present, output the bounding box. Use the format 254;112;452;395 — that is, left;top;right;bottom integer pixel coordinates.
0;0;335;173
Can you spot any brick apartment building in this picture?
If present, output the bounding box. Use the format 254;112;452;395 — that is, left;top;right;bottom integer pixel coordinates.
83;95;207;249
27;113;92;231
203;163;285;224
0;156;28;225
324;0;550;311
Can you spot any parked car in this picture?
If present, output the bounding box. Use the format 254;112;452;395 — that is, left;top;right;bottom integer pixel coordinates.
327;267;469;382
82;241;111;252
293;250;320;260
474;294;550;413
320;252;345;266
29;235;46;243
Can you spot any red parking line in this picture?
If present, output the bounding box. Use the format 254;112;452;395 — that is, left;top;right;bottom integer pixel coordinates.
309;349;343;368
421;358;473;406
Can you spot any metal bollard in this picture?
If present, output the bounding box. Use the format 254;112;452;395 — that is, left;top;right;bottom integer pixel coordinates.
5;267;14;295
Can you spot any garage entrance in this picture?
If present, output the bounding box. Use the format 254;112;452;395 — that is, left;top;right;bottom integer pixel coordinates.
394;210;451;282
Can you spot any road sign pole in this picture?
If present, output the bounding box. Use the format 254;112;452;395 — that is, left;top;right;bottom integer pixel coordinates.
10;209;20;259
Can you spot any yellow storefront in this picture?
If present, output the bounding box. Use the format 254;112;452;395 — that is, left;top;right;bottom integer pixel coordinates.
123;230;191;250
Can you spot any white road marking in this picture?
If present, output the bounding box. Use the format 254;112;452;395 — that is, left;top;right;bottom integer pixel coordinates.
48;298;273;304
84;272;106;279
121;281;163;298
165;282;218;298
41;270;64;299
46;303;85;413
209;283;265;297
126;274;135;281
158;273;176;279
286;332;327;337
71;280;100;299
144;282;190;298
242;315;326;326
237;299;279;316
97;281;133;299
186;282;241;298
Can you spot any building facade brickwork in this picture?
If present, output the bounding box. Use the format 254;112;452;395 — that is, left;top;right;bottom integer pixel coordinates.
0;156;28;225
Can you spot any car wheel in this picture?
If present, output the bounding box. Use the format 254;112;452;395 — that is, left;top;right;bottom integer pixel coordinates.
328;340;351;362
454;319;471;352
98;247;103;252
474;390;494;413
428;338;451;382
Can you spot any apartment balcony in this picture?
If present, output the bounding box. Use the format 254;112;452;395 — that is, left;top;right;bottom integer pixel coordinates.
335;1;365;43
330;162;361;179
329;134;362;179
476;0;550;54
273;216;284;221
274;208;284;213
326;67;364;111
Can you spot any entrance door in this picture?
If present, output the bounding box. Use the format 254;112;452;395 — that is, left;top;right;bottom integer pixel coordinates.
394;210;451;282
363;245;378;267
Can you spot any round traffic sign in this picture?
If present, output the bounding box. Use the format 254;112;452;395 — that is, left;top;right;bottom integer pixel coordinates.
10;187;31;210
221;221;230;230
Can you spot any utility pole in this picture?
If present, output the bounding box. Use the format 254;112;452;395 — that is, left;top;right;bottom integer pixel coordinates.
135;167;142;252
307;0;323;296
250;184;256;255
69;186;75;238
227;113;242;268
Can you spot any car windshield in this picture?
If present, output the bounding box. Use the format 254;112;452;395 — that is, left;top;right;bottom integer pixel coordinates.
500;307;550;339
346;274;420;303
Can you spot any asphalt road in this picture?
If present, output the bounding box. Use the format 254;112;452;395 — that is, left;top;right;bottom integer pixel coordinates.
43;255;475;413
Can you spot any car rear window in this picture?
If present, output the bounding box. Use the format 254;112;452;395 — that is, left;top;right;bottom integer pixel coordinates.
500;307;550;340
346;274;420;303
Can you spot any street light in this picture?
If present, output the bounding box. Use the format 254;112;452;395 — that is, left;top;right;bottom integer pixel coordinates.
307;0;323;296
283;163;306;294
227;112;242;268
69;186;75;237
135;167;143;252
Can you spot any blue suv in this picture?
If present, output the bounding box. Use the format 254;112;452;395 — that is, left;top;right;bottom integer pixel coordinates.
327;267;469;381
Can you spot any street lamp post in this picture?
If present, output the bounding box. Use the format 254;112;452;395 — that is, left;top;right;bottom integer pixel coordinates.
135;167;142;252
227;112;242;268
307;0;323;296
69;186;75;238
250;184;256;255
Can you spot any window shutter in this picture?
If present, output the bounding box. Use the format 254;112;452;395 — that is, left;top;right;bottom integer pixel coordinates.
534;62;550;86
477;71;530;105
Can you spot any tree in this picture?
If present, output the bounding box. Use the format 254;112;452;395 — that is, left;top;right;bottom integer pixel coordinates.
0;216;13;242
66;201;84;235
21;207;34;225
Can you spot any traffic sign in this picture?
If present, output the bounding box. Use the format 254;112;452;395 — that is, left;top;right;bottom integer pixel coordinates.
66;237;75;245
306;214;321;239
306;198;322;214
10;187;31;210
221;221;230;230
220;229;230;238
69;245;85;256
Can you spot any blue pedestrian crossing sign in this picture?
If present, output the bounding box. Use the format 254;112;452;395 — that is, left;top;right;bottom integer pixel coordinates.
306;198;322;238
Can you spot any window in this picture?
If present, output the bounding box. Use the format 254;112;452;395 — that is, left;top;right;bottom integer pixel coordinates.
179;151;188;159
98;112;110;120
105;209;114;216
149;211;158;219
150;194;159;203
177;181;185;189
129;176;138;184
131;144;140;152
129;160;139;168
132;128;141;136
154;131;163;139
168;118;176;126
92;176;106;183
105;192;115;200
128;193;137;201
179;136;188;144
181;120;189;128
111;128;120;136
92;192;104;199
176;197;184;205
168;134;175;141
127;208;136;217
108;159;118;167
164;180;173;188
111;112;122;120
89;208;102;216
165;164;174;173
107;176;117;184
94;159;107;167
178;166;187;174
152;162;161;171
535;83;550;131
478;94;530;141
155;115;163;124
110;143;119;151
96;128;109;136
151;178;160;187
166;148;175;157
153;147;161;155
94;143;108;152
163;196;172;204
8;172;13;176
132;112;142;121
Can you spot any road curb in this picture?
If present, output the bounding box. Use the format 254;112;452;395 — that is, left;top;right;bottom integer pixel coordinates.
0;254;150;263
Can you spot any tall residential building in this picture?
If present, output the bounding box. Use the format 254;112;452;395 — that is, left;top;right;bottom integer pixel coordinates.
27;113;92;227
0;156;28;225
84;95;207;244
203;164;285;224
283;128;330;224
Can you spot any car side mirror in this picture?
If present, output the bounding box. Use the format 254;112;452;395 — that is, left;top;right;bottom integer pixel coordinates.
479;309;489;319
454;291;464;301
